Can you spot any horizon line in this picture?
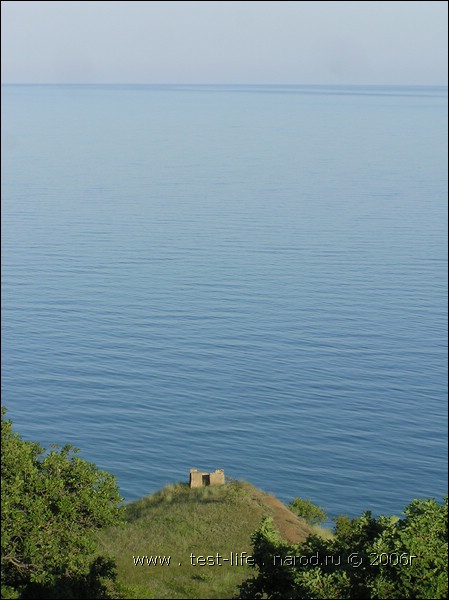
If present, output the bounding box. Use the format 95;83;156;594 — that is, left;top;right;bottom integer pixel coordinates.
1;82;448;88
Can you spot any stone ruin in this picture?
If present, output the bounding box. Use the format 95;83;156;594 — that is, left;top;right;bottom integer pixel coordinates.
189;468;225;488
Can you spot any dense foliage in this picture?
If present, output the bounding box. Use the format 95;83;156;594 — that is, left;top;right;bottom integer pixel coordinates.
239;496;448;599
288;497;327;525
1;409;124;599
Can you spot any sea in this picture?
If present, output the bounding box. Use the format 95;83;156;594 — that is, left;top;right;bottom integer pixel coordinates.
1;84;447;521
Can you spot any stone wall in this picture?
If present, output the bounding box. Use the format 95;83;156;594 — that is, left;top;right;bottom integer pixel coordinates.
189;468;225;488
209;469;225;486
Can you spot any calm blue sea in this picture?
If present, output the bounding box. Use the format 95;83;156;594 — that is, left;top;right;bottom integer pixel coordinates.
1;84;447;520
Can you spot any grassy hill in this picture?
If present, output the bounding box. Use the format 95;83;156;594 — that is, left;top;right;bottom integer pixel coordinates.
98;480;325;599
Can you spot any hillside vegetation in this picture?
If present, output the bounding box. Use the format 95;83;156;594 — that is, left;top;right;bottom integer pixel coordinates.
4;410;445;600
99;480;320;599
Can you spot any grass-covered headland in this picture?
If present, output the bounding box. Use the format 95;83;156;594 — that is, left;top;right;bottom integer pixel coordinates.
2;409;447;599
99;480;318;599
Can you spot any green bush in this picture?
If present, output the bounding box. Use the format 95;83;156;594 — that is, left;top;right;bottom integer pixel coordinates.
288;497;327;524
1;408;124;599
240;495;448;599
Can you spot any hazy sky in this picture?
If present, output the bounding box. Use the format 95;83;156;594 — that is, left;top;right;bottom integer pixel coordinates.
1;0;447;84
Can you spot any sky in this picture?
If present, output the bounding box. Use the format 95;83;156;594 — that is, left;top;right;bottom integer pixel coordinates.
1;0;448;85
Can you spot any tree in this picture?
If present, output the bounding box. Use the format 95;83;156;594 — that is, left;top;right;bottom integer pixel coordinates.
239;496;448;599
1;408;124;599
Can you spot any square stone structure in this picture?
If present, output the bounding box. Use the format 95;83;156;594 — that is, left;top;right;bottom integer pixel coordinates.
189;468;225;488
